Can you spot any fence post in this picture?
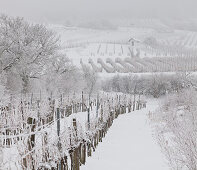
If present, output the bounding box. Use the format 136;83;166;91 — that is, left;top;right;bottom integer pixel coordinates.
87;108;90;130
133;101;135;111
37;100;40;126
60;94;63;106
72;118;80;170
96;93;99;118
57;108;61;170
82;91;84;112
25;117;36;169
80;141;86;165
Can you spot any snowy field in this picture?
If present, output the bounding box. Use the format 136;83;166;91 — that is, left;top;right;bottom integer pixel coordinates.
49;24;197;74
81;100;169;170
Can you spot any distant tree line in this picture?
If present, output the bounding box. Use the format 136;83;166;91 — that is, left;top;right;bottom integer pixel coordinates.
101;73;197;98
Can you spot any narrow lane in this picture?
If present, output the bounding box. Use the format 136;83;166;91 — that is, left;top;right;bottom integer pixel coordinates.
81;101;169;170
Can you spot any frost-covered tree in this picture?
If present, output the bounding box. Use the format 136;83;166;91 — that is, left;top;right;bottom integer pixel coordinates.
45;54;82;95
145;74;170;98
0;15;60;94
82;65;98;98
143;36;158;46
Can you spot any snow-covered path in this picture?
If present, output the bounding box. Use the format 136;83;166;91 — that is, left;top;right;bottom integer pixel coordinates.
81;100;169;170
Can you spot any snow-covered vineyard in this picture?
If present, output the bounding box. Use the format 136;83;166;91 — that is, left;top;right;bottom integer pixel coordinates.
0;92;146;169
54;26;197;74
1;2;197;169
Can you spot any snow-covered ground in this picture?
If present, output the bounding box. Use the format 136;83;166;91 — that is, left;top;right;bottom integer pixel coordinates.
50;24;197;74
81;100;169;170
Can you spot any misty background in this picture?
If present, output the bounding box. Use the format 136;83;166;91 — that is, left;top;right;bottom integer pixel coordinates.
0;0;197;24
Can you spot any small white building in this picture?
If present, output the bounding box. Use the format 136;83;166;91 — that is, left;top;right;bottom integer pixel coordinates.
128;38;141;46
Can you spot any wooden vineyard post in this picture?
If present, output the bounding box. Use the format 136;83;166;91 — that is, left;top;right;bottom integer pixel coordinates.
24;117;36;169
133;100;135;111
82;91;84;112
73;147;80;170
78;143;82;166
43;132;49;163
87;141;92;157
99;129;102;142
57;108;60;139
68;127;74;170
87;108;90;130
52;99;56;122
101;105;103;122
96;93;99;118
37;100;41;126
57;108;61;170
72;119;80;170
133;91;136;111
63;156;68;170
128;103;131;113
119;95;121;115
138;93;141;110
80;141;86;165
73;119;77;141
60;94;63;107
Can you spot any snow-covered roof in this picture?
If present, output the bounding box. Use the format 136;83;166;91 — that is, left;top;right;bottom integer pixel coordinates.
128;38;141;43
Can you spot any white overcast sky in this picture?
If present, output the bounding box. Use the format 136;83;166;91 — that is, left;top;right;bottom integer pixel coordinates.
0;0;196;23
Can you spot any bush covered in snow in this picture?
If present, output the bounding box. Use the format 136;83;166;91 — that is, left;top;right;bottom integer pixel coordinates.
150;88;197;170
102;73;197;98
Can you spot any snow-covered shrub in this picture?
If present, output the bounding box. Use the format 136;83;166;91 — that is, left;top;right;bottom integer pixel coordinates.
151;88;197;170
145;74;171;98
102;73;197;98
